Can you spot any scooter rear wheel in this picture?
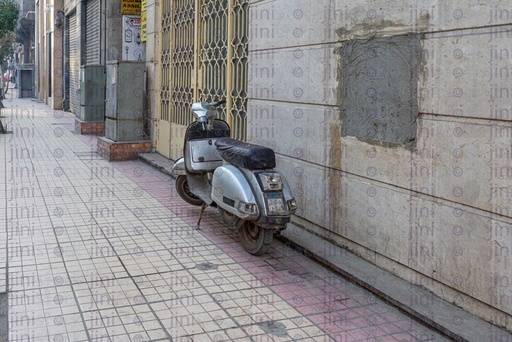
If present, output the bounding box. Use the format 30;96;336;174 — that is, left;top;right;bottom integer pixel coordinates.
219;208;244;229
239;222;273;255
176;175;204;206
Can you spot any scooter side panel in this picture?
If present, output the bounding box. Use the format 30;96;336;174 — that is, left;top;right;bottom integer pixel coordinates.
185;139;223;173
211;165;259;220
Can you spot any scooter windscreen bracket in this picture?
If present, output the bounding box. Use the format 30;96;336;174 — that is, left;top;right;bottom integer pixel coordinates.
191;100;226;121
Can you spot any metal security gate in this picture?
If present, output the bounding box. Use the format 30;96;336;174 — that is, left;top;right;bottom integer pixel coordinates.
200;1;249;136
157;0;249;158
86;0;101;65
156;0;178;157
68;13;79;114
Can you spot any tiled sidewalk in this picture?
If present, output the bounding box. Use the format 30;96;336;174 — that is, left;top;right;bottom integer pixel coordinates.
1;95;448;341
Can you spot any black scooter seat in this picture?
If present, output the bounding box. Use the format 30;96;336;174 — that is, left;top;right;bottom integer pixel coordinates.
215;137;276;170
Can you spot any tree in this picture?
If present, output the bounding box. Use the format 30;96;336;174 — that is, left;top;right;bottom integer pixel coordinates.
0;0;19;133
0;42;14;70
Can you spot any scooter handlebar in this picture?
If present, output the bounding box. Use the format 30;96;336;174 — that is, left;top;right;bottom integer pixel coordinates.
212;99;226;107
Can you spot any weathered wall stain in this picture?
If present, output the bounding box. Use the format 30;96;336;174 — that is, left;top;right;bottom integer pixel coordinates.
337;13;430;41
327;120;343;236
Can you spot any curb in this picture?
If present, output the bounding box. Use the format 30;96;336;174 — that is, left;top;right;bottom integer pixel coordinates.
276;225;512;342
138;152;176;178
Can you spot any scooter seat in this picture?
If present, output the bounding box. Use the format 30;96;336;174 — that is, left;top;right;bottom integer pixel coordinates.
215;137;276;170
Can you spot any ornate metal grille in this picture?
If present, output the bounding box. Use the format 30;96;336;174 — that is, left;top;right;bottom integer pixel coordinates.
170;0;196;126
159;1;172;122
199;0;249;140
159;0;249;139
229;0;249;140
200;1;228;120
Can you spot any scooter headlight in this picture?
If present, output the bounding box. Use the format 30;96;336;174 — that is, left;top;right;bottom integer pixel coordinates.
258;172;283;191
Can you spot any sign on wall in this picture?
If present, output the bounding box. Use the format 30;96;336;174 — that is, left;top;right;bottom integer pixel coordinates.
141;0;147;42
122;15;145;61
121;0;141;15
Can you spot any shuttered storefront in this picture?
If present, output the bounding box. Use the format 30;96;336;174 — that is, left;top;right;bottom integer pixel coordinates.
68;13;79;114
85;0;101;65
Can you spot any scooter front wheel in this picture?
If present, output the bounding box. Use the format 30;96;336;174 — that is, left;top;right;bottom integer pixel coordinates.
239;222;273;255
176;175;204;206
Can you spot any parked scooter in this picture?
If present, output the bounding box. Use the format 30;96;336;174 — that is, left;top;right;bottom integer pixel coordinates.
171;100;297;255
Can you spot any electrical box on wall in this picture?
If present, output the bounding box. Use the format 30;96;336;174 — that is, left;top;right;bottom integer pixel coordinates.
80;65;105;122
105;60;145;142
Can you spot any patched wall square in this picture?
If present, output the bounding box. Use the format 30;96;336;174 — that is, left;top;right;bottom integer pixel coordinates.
341;35;421;146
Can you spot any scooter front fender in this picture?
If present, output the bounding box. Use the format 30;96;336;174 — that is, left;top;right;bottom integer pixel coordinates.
171;157;186;176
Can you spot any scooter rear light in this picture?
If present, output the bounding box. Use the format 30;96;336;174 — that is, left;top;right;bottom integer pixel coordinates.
258;173;284;191
287;199;297;212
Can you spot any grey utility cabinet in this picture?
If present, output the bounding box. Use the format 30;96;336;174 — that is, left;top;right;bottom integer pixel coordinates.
80;65;105;122
105;61;145;142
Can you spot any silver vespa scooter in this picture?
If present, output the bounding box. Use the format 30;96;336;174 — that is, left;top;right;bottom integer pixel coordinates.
171;100;297;255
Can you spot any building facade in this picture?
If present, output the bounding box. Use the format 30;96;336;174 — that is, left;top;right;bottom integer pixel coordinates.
153;0;512;331
35;0;63;108
36;0;144;111
15;0;36;65
33;0;512;331
12;0;36;98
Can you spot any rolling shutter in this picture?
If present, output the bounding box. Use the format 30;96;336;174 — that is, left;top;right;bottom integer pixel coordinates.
86;0;101;65
68;13;79;114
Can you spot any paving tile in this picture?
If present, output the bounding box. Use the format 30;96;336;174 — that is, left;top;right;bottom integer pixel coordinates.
0;97;452;342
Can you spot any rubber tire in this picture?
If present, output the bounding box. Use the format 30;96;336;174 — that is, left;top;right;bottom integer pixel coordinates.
239;222;273;255
175;175;204;206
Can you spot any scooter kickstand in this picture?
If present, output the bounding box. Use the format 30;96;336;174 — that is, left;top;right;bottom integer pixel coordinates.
196;203;208;230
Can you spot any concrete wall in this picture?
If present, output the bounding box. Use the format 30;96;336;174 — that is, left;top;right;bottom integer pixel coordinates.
247;0;512;331
52;0;64;109
144;0;159;151
105;0;122;62
64;0;79;15
35;0;44;100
